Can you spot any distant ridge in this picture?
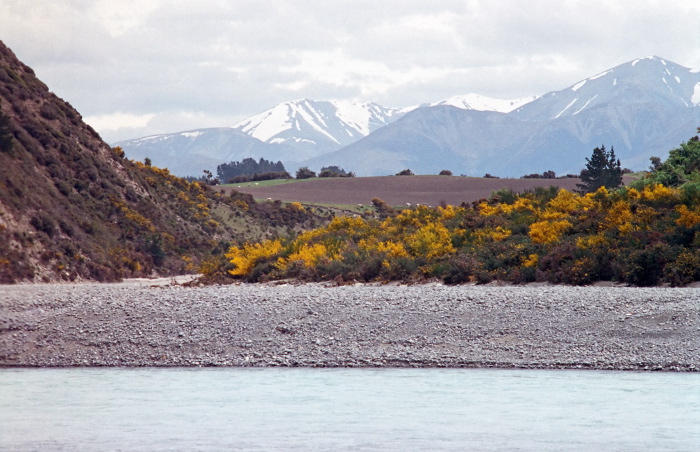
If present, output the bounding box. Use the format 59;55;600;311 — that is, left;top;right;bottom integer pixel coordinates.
304;56;700;177
117;56;700;178
117;95;538;177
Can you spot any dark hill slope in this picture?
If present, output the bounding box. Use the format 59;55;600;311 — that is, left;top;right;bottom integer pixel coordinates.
0;41;322;283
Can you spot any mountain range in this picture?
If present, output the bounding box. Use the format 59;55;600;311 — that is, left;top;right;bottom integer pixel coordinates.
116;56;700;178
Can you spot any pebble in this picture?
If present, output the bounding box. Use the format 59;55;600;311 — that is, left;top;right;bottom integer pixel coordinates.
0;282;698;371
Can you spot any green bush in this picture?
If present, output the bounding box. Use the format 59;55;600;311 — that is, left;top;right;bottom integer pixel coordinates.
663;250;700;286
296;167;316;179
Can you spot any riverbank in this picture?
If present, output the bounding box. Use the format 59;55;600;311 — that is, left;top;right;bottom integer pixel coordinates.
1;282;698;370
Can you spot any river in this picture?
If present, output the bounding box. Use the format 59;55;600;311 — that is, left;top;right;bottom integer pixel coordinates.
1;368;698;451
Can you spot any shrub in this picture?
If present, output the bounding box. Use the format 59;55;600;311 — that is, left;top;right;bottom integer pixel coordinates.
0;105;13;154
296;167;316;179
371;198;396;218
319;166;354;178
396;169;414;176
442;253;479;284
664;251;700;286
439;170;453;176
252;171;291;181
624;245;676;286
30;214;57;237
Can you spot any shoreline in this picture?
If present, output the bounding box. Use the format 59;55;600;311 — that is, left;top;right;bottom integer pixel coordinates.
1;283;698;371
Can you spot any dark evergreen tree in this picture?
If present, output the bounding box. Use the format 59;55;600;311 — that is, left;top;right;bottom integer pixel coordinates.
576;145;623;193
217;158;286;182
319;165;354;177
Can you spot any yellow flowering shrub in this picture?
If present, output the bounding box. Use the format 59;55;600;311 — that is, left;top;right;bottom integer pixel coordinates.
529;220;572;244
641;184;679;203
512;196;537;213
437;204;458;220
359;239;409;258
406;223;455;258
576;234;607;250
603;201;634;232
546;189;594;216
478;202;502;216
475;226;512;243
226;240;283;276
522;253;539;268
676;205;700;228
278;243;331;269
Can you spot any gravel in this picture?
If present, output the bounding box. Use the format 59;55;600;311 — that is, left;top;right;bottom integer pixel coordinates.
1;281;698;371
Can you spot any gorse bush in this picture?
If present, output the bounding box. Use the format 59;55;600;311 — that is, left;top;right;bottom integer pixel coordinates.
217;181;700;286
197;132;700;286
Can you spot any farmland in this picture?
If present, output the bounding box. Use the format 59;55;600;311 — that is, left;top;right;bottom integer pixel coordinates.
220;175;585;206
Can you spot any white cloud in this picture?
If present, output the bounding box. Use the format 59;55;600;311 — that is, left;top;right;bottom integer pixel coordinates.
84;112;156;131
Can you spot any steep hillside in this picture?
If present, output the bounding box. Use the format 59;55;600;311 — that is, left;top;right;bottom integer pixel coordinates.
0;41;323;283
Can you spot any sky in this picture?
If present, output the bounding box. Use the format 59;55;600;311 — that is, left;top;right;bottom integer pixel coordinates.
1;0;699;143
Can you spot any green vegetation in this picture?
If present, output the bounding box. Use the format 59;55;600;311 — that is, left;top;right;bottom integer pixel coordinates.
0;102;13;154
296;167;316;179
319;166;354;178
202;134;700;286
577;145;623;193
217;157;287;183
639;131;700;188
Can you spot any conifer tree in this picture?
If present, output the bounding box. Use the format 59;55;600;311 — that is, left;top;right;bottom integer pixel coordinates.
576;145;623;193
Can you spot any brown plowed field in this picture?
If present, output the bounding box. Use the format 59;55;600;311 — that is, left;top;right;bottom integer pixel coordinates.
219;176;585;206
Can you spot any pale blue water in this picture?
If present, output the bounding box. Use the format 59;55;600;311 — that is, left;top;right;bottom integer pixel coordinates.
0;368;698;451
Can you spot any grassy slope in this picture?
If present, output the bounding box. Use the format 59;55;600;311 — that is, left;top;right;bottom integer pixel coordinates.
0;41;327;283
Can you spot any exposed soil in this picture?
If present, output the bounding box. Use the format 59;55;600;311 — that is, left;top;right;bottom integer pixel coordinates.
219;176;585;206
1;282;697;371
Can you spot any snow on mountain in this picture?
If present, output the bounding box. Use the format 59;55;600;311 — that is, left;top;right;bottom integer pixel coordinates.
230;99;410;159
512;56;700;121
229;95;536;159
115;55;700;180
431;93;539;113
304;56;700;178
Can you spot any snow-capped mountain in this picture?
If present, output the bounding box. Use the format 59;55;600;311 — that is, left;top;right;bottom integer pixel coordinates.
116;56;700;178
230;99;411;160
512;56;700;121
431;93;539;113
303;56;700;177
116;95;535;177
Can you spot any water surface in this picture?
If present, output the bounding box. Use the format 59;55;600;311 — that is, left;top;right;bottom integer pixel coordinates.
1;368;698;451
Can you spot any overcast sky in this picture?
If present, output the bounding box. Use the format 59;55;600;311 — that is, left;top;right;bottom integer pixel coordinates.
1;0;699;143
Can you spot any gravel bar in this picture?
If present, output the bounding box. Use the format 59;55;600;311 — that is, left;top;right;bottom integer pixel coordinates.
1;282;698;371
